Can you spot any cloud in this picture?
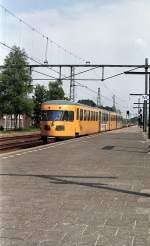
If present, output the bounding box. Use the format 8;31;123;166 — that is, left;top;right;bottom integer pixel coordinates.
1;0;150;113
135;38;146;48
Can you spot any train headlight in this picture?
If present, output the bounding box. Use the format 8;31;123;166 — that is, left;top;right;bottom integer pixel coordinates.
56;125;64;131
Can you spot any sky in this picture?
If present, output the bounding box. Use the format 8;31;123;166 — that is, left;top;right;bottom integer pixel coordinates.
0;0;150;116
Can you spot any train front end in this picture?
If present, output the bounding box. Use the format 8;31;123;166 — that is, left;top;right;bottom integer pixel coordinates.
40;100;75;143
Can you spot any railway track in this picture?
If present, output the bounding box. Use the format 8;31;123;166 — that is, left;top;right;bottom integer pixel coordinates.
0;133;43;153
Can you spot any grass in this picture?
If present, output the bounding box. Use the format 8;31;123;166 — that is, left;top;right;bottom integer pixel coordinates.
0;127;40;134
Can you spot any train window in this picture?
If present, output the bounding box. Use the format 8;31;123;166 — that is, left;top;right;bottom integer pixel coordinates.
41;110;63;121
90;111;93;121
99;112;101;121
84;110;86;121
80;109;83;120
106;113;108;122
96;112;98;121
62;111;74;121
77;109;79;120
62;111;68;121
102;112;107;123
68;111;74;121
88;111;90;121
93;112;95;121
103;113;105;123
111;115;116;121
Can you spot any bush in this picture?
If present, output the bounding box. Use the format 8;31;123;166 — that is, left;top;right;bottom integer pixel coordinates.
0;126;4;131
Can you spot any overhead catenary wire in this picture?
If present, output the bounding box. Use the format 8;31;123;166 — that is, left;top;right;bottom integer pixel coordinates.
103;65;144;81
74;80;132;112
32;69;58;80
0;43;139;114
0;3;87;63
92;69;130;105
0;41;62;80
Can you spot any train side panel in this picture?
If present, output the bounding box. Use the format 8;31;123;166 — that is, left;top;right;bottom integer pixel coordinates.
40;100;123;141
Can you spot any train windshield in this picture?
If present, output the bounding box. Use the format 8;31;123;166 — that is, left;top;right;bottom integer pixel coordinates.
41;110;74;121
41;110;63;121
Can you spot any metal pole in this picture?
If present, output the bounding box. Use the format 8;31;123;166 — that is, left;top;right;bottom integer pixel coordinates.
101;66;104;81
138;98;140;114
144;58;148;131
30;66;32;83
113;95;116;109
145;58;148;94
138;97;140;127
97;87;101;107
72;67;75;102
69;66;73;100
44;37;48;64
148;74;150;139
143;100;146;131
59;66;61;82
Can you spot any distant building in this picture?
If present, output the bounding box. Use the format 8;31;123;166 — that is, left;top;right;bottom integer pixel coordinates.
0;115;32;130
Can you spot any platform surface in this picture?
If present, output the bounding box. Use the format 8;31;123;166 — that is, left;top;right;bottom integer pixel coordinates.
0;126;150;246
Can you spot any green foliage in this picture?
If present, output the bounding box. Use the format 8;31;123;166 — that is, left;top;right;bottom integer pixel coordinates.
32;81;65;127
0;46;33;127
32;84;48;127
47;80;65;100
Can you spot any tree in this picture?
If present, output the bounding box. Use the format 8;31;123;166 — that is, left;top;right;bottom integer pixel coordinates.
47;80;65;100
0;46;33;128
32;84;48;127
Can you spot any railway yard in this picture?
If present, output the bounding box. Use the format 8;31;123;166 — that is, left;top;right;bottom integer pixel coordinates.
1;0;150;245
0;126;150;246
0;133;42;153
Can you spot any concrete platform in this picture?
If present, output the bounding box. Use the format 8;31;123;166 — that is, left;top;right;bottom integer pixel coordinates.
0;126;150;246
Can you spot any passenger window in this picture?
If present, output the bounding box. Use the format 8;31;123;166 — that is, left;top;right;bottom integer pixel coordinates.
91;111;93;121
88;111;90;121
105;113;108;122
77;109;79;120
63;111;74;121
93;112;95;121
99;112;101;121
68;111;74;121
63;111;69;121
80;109;83;120
96;112;98;121
84;110;86;121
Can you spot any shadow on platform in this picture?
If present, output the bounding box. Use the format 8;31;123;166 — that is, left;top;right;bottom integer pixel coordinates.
102;145;148;154
1;173;150;198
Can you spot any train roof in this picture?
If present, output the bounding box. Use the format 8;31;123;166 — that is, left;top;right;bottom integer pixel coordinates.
43;100;99;108
42;100;122;115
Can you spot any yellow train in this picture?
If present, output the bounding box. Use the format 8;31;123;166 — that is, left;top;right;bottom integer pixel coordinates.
40;100;123;143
